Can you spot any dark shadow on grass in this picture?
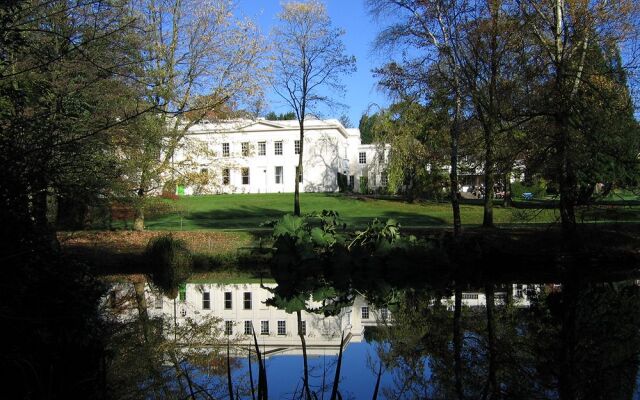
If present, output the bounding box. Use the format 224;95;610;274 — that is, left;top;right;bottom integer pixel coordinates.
345;211;448;227
183;205;289;229
183;204;449;229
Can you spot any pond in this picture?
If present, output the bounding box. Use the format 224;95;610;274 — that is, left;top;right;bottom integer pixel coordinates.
103;274;640;399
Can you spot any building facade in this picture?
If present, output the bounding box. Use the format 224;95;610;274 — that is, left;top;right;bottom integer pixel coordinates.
171;119;389;195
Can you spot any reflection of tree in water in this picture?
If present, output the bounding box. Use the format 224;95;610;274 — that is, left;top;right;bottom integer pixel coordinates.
373;278;640;399
105;281;240;399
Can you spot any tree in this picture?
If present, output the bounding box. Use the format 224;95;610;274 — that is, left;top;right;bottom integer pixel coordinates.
0;0;144;243
368;0;472;237
272;0;356;216
0;1;141;397
457;0;525;227
358;113;379;144
124;0;265;230
519;0;640;233
265;111;296;120
368;101;450;201
338;113;353;128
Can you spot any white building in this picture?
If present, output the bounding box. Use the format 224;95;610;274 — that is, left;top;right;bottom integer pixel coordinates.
171;119;390;195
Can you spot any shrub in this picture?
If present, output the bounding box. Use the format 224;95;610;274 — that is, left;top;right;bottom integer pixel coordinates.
511;177;547;199
146;235;192;294
359;176;369;194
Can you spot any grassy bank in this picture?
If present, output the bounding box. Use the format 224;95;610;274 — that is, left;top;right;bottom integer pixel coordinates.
136;193;640;231
59;230;255;273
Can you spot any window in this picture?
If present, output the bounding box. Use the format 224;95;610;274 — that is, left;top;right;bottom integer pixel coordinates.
202;292;210;310
294;140;300;154
241;168;250;185
515;284;523;298
225;321;233;335
349;175;354;189
243;292;252;310
462;293;479;300
359;152;367;164
298;320;306;336
222;143;229;157
277;320;286;335
258;141;266;156
361;306;370;319
380;308;389;321
241;142;249;156
379;151;385;163
222;168;230;185
180;308;187;317
154;293;163;309
224;292;232;309
274;141;283;155
179;286;186;302
261;320;270;335
244;321;253;335
275;166;283;184
381;172;388;187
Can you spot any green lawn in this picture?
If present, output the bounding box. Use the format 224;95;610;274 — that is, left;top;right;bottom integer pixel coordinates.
136;193;640;231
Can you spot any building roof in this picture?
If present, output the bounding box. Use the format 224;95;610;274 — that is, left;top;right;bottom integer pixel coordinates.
186;118;355;139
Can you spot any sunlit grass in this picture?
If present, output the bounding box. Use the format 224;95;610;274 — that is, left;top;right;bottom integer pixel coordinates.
138;193;640;231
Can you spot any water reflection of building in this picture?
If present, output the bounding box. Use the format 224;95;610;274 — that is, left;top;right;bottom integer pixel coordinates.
105;282;392;358
443;284;548;309
105;282;556;354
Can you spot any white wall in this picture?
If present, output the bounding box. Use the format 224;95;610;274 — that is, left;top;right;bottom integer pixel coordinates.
172;119;387;195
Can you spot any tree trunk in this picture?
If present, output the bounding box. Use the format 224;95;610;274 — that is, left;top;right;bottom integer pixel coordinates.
450;89;463;237
483;127;495;228
133;189;145;231
294;122;304;216
558;277;578;400
133;281;151;343
453;284;464;399
297;310;312;399
557;113;576;234
503;172;512;208
485;283;498;398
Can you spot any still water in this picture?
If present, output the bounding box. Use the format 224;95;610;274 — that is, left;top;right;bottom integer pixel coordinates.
103;277;640;399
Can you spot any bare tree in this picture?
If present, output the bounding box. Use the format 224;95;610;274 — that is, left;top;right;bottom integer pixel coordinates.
272;0;356;216
125;0;265;230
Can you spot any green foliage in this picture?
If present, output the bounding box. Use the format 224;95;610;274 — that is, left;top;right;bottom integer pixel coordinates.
359;176;369;194
265;111;296;120
264;211;447;317
146;235;193;294
358;113;379;144
511;178;547;199
367;101;450;201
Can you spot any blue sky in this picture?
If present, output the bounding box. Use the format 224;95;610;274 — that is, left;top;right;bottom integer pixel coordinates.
237;0;393;126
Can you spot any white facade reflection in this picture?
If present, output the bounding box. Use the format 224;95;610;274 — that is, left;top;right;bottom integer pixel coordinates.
105;282;390;357
104;281;551;356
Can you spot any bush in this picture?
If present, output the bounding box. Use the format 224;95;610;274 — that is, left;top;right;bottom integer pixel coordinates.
359;176;369;194
511;177;547;199
146;235;192;294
